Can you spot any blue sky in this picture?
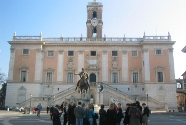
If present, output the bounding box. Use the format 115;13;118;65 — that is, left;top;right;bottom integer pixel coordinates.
0;0;186;79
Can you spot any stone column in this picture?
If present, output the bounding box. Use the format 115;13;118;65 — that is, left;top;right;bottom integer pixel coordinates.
169;48;175;82
34;49;43;82
143;49;150;82
102;51;108;82
122;50;128;83
57;51;64;83
7;48;15;82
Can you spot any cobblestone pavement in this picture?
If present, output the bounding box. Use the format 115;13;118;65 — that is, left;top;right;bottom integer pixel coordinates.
0;111;186;125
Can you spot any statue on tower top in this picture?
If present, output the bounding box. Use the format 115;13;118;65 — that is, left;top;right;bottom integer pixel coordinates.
94;0;96;2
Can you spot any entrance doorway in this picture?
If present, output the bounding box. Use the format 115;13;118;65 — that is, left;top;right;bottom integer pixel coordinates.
89;73;96;82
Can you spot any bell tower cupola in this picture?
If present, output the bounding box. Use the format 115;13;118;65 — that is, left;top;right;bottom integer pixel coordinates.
86;0;103;39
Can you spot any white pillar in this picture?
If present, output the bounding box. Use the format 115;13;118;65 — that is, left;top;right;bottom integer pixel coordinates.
57;51;64;82
143;49;150;82
34;49;43;82
122;50;128;83
102;51;108;82
8;48;15;81
169;48;175;82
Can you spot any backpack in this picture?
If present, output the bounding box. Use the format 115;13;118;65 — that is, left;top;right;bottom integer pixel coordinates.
135;109;140;119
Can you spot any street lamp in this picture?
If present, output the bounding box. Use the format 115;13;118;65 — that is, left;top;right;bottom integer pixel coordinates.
147;94;148;106
29;94;32;114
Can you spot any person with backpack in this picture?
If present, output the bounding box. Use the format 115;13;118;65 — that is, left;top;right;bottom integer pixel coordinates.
128;103;141;125
115;103;123;125
52;105;62;125
123;103;130;125
142;103;149;125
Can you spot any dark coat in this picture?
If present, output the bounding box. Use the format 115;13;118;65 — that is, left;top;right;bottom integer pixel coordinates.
63;107;68;125
52;108;61;125
128;106;141;125
116;108;123;123
99;108;107;125
106;109;116;125
123;107;130;125
68;106;76;124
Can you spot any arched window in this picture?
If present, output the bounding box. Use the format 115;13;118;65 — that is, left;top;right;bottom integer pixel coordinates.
92;28;97;37
93;11;97;18
90;73;96;82
177;82;182;89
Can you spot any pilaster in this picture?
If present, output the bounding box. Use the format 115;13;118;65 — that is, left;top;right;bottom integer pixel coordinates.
122;50;128;83
168;48;175;82
7;48;15;82
57;50;64;83
102;51;108;82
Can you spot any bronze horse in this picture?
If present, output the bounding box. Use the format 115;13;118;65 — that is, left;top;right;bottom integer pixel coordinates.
78;75;90;95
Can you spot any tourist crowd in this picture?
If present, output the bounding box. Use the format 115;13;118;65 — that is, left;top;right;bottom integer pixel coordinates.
47;101;150;125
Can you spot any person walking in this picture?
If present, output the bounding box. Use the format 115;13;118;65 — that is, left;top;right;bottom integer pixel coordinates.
106;103;116;125
128;103;141;125
99;104;106;125
123;103;130;125
86;104;95;125
74;102;85;125
37;103;42;117
116;103;123;125
142;103;149;125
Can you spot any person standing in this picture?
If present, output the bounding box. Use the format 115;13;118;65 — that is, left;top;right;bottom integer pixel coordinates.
68;103;76;125
37;103;42;117
136;101;142;124
50;105;54;120
116;103;123;125
123;103;130;125
106;103;116;125
63;102;68;125
74;102;85;125
99;104;106;125
47;106;50;114
142;103;149;125
52;105;62;125
128;103;141;125
86;104;95;125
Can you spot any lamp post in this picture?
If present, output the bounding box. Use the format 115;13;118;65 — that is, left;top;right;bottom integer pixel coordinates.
29;94;32;114
147;94;148;106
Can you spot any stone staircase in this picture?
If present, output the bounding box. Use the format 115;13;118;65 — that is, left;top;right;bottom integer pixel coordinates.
18;82;166;110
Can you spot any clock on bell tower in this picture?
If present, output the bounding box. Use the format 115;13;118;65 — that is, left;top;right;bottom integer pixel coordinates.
86;0;103;39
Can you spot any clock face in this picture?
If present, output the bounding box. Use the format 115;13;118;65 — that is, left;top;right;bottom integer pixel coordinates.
91;19;98;27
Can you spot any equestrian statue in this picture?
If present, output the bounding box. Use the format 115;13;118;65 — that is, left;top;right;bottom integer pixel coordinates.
74;68;90;94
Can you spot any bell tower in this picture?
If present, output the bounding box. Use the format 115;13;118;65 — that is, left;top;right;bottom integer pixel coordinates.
87;0;103;39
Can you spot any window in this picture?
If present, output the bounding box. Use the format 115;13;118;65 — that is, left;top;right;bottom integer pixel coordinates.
46;72;52;83
112;51;118;56
128;88;130;91
93;11;97;18
157;72;163;82
68;51;74;56
131;51;138;57
92;28;97;37
21;71;27;82
156;49;162;55
48;51;54;56
177;83;182;89
90;51;96;56
112;73;118;83
23;49;29;55
67;73;73;83
133;72;138;83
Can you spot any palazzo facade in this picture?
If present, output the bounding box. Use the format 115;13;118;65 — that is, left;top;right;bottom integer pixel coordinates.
5;1;177;110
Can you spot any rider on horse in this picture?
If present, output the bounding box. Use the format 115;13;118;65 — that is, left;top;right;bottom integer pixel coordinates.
74;68;90;91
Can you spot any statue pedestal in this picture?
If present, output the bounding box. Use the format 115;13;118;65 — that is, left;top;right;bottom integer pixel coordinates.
76;97;90;105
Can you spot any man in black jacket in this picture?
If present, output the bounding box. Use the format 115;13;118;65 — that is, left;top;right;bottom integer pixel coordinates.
74;102;85;125
142;103;149;125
